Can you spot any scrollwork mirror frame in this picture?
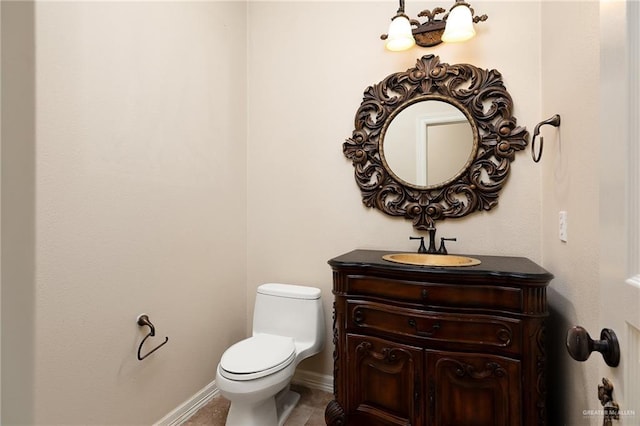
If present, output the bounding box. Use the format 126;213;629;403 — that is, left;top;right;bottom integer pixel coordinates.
344;55;528;230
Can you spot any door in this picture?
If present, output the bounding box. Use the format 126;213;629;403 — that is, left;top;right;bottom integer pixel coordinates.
599;0;640;422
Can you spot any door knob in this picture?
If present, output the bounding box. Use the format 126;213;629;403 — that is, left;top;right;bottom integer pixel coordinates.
566;326;620;367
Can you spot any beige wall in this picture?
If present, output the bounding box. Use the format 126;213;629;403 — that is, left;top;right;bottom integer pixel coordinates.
0;1;2;416
540;2;602;425
247;0;542;376
3;1;247;424
0;3;2;415
1;2;36;423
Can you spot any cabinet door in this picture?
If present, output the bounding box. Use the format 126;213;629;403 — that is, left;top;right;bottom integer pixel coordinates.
426;351;521;426
346;334;424;426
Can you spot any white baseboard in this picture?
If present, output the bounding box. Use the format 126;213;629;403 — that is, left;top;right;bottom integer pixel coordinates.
292;369;334;394
154;379;219;426
155;370;333;426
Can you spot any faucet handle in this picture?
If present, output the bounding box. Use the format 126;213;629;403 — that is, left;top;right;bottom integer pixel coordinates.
409;236;427;253
437;237;457;255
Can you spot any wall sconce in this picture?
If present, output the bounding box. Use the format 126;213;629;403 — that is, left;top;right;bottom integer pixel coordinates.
381;0;488;51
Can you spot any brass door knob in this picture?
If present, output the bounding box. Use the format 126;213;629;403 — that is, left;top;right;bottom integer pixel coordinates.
566;326;620;367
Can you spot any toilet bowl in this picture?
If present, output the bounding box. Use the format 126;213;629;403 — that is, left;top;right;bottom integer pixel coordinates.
215;283;324;426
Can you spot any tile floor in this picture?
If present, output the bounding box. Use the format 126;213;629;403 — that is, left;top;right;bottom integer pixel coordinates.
182;384;332;426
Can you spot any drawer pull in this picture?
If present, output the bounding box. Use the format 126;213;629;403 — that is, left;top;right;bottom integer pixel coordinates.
353;309;364;324
408;318;440;336
421;289;429;300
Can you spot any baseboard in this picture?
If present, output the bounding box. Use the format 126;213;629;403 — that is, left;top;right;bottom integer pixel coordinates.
155;370;333;425
292;369;334;394
154;379;219;426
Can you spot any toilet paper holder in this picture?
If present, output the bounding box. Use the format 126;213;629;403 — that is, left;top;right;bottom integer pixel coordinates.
136;314;169;361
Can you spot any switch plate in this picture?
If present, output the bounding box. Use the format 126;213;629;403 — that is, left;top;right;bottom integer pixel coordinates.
559;211;568;242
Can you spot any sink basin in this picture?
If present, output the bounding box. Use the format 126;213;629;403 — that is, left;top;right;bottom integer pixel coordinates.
382;253;481;267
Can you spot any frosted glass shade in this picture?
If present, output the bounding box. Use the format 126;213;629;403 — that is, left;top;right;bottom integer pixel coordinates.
441;4;475;43
385;15;415;51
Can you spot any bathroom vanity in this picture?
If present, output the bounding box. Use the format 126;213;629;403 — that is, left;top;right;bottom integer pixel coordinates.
324;250;553;426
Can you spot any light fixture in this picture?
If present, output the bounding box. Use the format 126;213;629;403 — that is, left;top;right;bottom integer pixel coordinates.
380;0;488;51
441;1;477;42
383;6;416;51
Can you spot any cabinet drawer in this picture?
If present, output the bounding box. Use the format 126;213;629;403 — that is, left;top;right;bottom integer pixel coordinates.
347;301;522;354
345;274;523;312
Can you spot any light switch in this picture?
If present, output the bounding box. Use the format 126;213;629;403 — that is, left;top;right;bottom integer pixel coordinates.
559;211;568;242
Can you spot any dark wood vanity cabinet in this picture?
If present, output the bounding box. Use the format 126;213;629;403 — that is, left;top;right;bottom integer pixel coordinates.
325;250;553;426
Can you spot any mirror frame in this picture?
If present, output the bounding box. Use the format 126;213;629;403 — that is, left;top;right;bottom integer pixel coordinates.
344;55;528;230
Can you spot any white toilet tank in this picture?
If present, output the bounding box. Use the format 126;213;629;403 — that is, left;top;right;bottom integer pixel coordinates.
252;283;324;359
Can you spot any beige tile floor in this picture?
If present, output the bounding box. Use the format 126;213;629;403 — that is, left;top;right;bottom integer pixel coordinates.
182;384;332;426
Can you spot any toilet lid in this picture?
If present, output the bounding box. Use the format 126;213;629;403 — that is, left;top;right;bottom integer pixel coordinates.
219;334;296;381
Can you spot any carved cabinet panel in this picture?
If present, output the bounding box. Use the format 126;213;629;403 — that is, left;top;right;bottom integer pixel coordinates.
325;250;553;426
427;351;521;426
346;334;423;426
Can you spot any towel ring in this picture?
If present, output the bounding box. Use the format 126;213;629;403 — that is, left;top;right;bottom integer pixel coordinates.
531;114;561;163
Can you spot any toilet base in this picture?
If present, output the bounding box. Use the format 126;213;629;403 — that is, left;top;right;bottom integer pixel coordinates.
275;387;300;426
225;386;300;426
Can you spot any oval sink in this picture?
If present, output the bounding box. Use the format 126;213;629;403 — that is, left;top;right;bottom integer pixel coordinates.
382;253;481;267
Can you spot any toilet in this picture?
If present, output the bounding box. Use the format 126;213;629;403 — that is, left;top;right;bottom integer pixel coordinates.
215;283;325;426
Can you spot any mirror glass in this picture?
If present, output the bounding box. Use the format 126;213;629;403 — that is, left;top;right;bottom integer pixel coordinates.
381;100;474;188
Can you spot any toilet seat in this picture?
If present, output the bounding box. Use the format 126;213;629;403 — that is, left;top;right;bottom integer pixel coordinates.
219;334;296;381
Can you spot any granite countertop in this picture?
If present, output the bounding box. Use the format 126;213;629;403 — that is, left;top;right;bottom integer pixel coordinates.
329;249;554;282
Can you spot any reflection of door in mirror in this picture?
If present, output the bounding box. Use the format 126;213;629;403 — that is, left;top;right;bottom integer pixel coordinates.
418;116;471;186
382;100;474;188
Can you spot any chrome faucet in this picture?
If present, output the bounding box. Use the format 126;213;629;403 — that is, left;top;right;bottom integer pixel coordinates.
410;228;456;254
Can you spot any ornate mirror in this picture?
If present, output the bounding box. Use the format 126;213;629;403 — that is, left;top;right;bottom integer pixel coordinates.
344;55;528;230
